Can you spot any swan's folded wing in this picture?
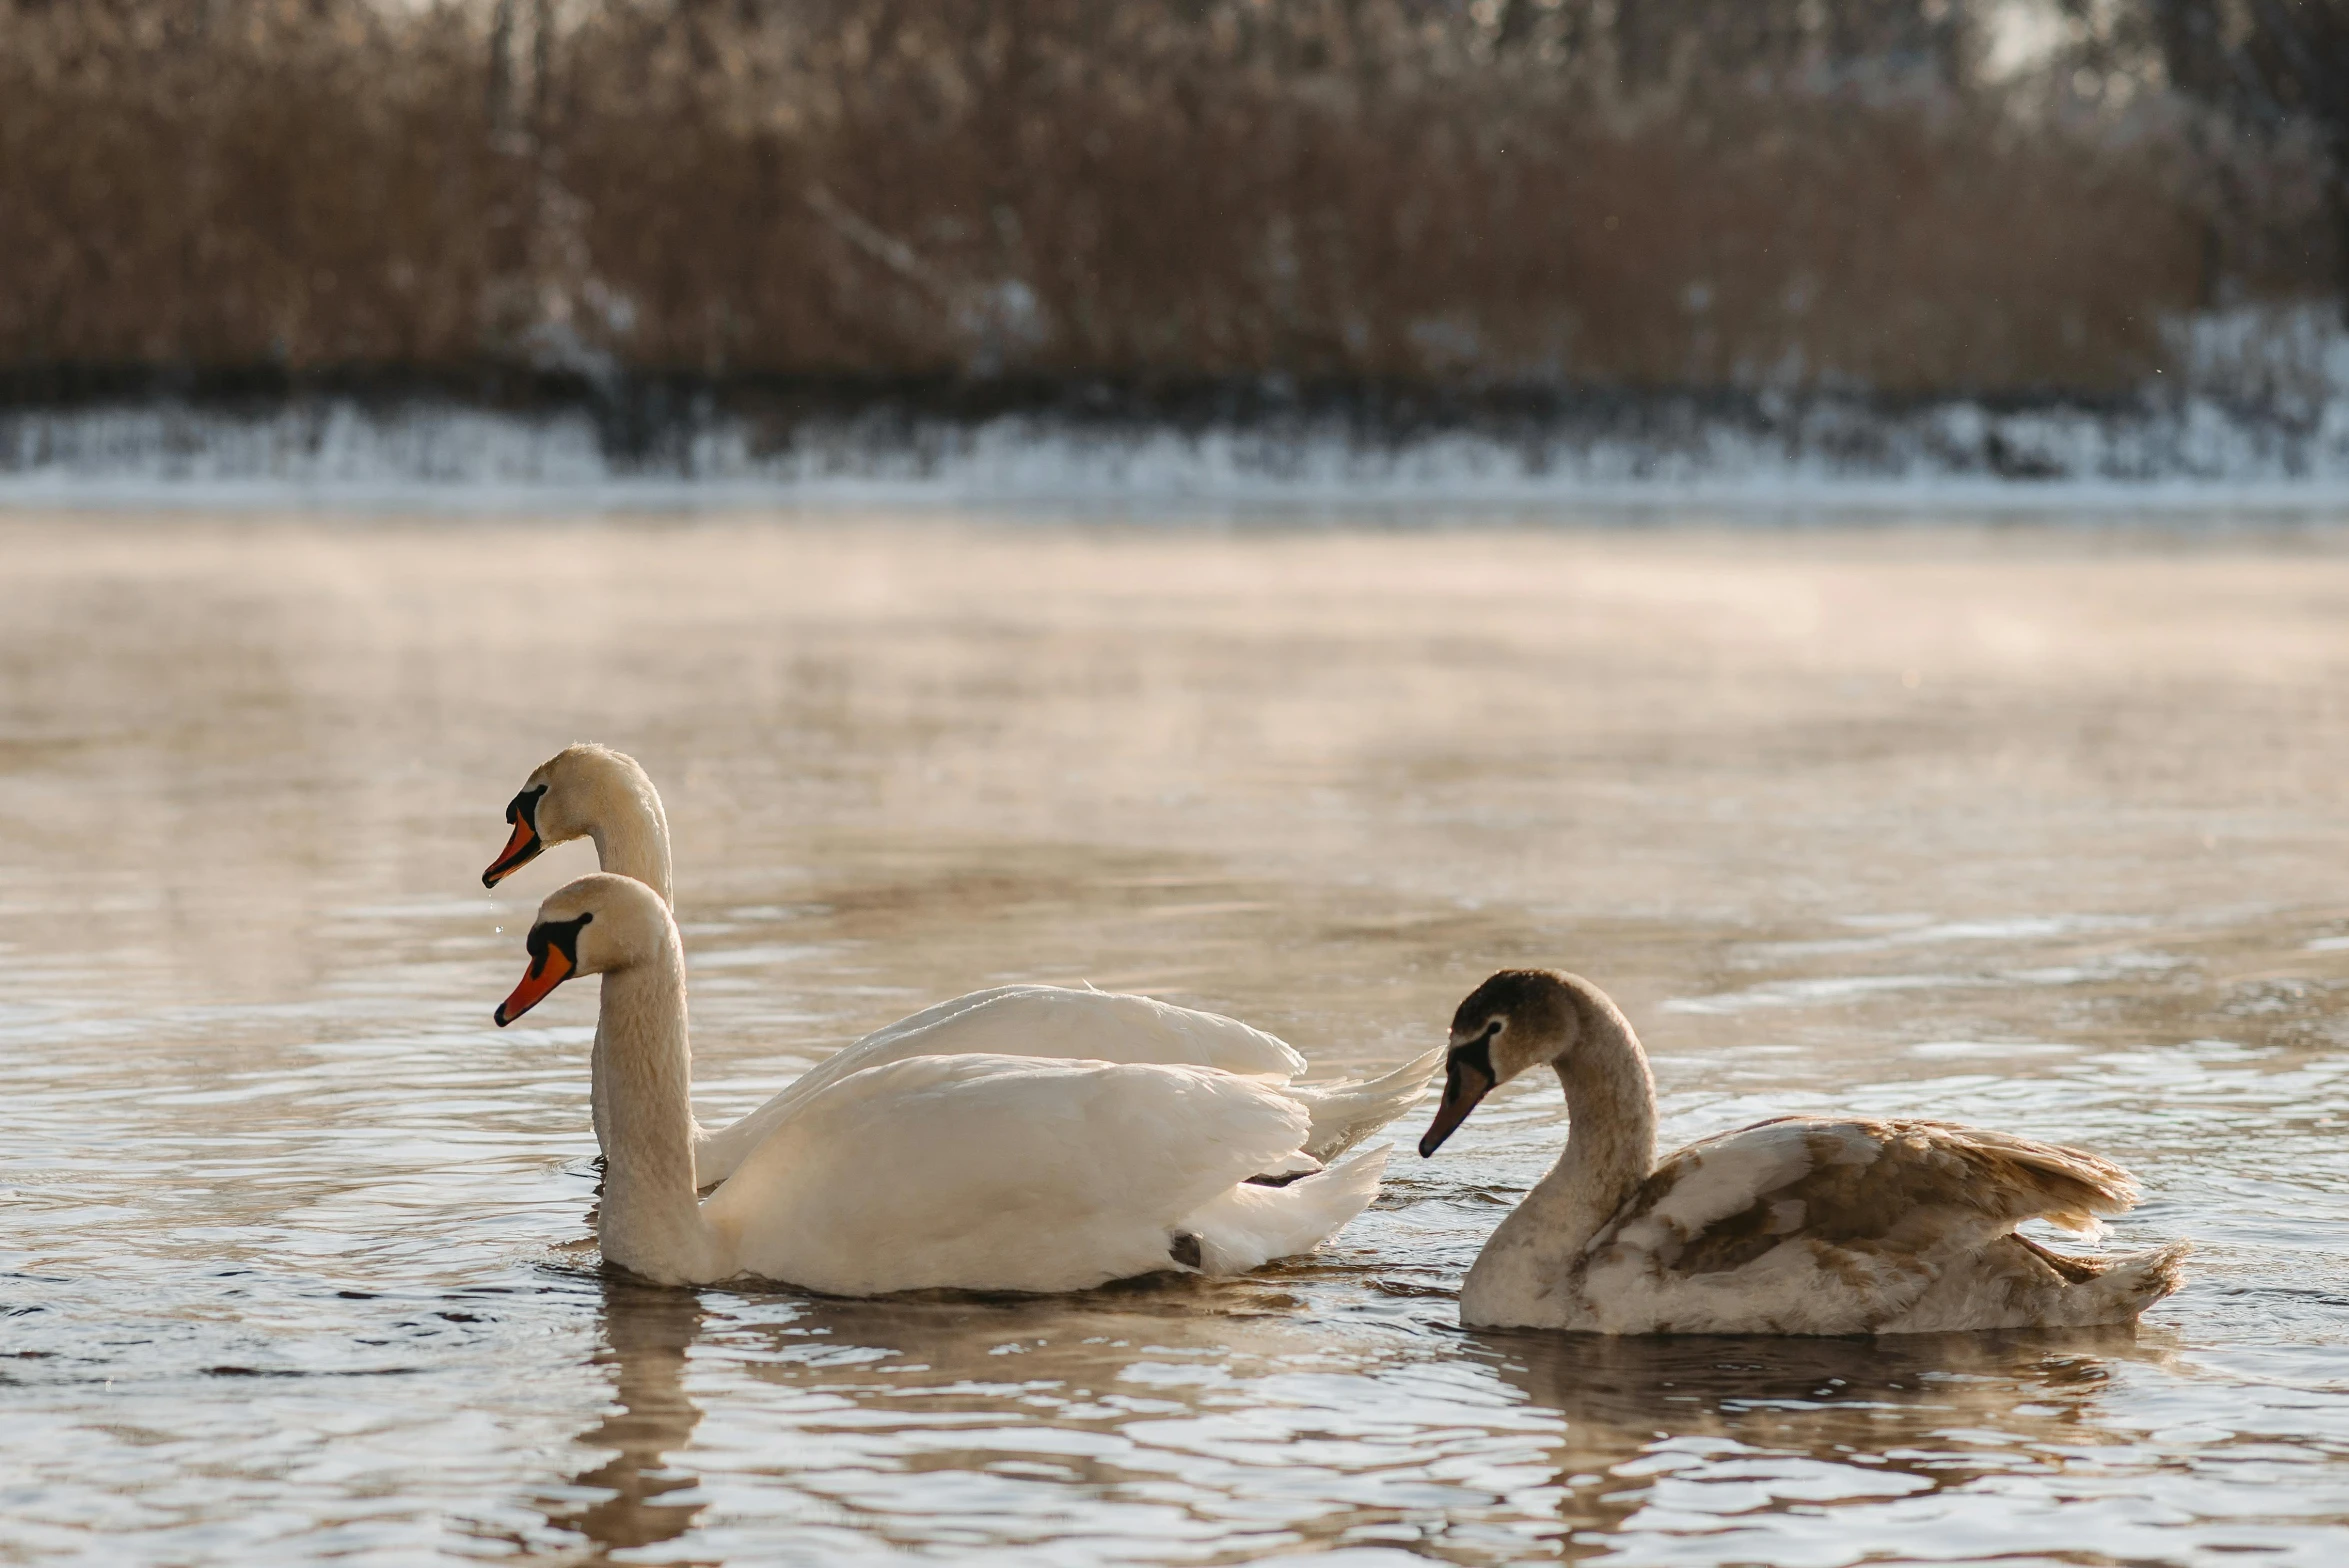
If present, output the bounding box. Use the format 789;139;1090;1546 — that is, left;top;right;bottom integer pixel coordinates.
1580;1116;2144;1335
697;986;1307;1186
1284;1046;1445;1160
875;987;1310;1078
704;1053;1314;1294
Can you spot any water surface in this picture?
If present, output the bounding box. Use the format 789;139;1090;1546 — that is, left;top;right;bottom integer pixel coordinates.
2;515;2346;1564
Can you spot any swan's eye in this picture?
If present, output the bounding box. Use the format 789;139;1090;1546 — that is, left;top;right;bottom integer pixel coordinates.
543;911;593;962
507;783;548;826
1482;1018;1503;1042
523;911;592;970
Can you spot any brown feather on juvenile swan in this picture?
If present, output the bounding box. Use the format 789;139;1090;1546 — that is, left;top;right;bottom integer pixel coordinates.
1616;1116;2139;1254
1423;968;2188;1335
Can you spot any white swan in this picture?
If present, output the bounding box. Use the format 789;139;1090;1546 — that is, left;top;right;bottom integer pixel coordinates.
1420;969;2188;1335
495;872;1394;1294
483;743;1439;1185
482;742;672;904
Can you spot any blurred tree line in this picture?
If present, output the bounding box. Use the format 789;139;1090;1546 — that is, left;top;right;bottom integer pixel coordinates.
0;0;2342;397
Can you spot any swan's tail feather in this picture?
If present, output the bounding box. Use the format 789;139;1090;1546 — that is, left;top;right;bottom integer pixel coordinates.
1185;1144;1391;1274
2084;1239;2191;1323
2019;1234;2190;1325
1289;1047;1445;1161
1247;1148;1325;1185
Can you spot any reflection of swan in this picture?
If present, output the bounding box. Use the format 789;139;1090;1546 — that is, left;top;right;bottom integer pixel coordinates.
1422;969;2188;1333
1477;1325;2162;1545
541;1280;707;1553
747;1274;1347;1394
484;743;1438;1185
495;873;1401;1293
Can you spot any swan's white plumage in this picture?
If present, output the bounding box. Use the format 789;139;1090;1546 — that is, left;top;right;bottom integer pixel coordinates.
1435;969;2186;1336
1181;1145;1393;1274
832;983;1306;1077
697;984;1432;1185
510;873;1404;1295
489;746;1437;1186
695;983;1385;1184
706;1052;1383;1295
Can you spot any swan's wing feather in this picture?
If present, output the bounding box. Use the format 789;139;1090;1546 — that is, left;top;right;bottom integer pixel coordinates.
836;985;1047;1054
1182;1145;1390;1272
1581;1117;2145;1335
696;986;1305;1185
706;1053;1311;1294
878;988;1307;1078
1608;1115;2139;1260
1284;1045;1445;1160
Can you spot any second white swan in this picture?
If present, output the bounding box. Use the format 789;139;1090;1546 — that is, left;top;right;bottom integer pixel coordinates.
482;743;1439;1185
496;873;1394;1294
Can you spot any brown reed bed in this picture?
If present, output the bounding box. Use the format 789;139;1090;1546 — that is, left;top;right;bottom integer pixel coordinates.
0;0;2333;401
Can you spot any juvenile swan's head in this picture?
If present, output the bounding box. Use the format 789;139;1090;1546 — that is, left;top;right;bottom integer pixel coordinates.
1418;969;1581;1158
493;872;673;1027
481;743;653;889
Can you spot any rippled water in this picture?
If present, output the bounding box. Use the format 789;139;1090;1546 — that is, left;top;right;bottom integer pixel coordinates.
3;514;2347;1564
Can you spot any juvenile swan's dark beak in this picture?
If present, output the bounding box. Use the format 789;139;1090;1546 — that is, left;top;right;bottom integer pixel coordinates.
482;785;549;888
1418;1036;1495;1157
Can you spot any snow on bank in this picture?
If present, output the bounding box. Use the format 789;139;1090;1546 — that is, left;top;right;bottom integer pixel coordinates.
8;391;2349;515
10;312;2349;515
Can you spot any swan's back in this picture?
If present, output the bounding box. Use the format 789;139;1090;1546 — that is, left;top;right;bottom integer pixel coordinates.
1573;1116;2181;1335
705;1052;1320;1295
751;985;1303;1123
853;986;1308;1076
692;985;1358;1189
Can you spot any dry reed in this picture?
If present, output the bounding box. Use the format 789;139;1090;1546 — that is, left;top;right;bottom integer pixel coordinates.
0;0;2330;396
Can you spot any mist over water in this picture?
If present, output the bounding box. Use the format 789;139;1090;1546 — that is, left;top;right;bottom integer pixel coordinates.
2;514;2347;1564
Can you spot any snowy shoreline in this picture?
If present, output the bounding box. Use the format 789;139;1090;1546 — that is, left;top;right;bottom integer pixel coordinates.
9;375;2349;517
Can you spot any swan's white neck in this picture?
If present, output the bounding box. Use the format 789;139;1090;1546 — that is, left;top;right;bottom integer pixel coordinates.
585;770;674;909
574;756;681;1162
592;939;726;1284
1459;985;1657;1325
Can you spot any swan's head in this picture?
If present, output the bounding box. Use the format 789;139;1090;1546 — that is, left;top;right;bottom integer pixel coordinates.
1419;969;1579;1158
482;744;651;889
493;872;673;1026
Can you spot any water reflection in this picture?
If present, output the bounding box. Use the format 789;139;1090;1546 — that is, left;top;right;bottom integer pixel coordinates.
1479;1326;2170;1553
580;1275;1533;1564
542;1281;711;1559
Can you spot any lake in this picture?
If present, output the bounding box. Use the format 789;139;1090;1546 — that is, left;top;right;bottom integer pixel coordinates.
2;513;2346;1564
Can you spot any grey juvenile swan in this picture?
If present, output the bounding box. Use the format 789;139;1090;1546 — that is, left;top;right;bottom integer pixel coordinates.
1420;969;2188;1335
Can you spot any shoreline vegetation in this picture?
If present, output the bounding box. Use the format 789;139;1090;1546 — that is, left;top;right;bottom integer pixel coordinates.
9;0;2349;489
12;367;2349;497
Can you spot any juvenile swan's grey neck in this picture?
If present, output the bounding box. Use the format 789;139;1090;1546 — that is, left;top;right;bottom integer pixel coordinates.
592;938;722;1284
1458;980;1657;1327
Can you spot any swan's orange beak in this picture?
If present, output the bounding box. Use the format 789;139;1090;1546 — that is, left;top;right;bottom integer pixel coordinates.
495;946;573;1026
482;816;539;887
483;783;549;888
1418;1037;1495;1158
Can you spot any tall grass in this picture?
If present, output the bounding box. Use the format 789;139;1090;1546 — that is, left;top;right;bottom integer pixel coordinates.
0;0;2332;396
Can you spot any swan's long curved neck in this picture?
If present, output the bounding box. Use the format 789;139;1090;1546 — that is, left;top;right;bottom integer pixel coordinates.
593;945;724;1283
586;771;674;909
1459;986;1657;1321
575;758;688;1158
